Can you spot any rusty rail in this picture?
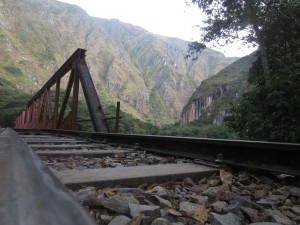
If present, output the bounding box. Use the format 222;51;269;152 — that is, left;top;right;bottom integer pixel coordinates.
15;49;109;132
16;128;300;177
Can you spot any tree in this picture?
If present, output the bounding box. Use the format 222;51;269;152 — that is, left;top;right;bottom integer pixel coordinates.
187;0;297;84
224;0;300;142
187;0;300;142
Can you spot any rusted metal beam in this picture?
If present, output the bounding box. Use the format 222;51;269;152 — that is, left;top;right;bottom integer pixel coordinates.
56;68;75;128
15;48;109;132
53;79;60;128
76;55;109;133
115;101;120;133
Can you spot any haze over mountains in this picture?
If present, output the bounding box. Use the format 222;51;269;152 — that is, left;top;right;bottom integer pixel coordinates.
0;0;238;125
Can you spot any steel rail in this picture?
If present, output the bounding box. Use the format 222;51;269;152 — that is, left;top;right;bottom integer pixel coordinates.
15;128;300;176
0;128;97;225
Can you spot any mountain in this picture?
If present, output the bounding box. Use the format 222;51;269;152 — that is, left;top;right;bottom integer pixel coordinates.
181;53;257;125
0;0;237;125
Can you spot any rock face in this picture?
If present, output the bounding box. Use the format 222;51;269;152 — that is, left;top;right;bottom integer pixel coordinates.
0;0;237;124
181;54;256;125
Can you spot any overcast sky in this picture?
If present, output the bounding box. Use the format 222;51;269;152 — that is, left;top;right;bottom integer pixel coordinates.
58;0;256;57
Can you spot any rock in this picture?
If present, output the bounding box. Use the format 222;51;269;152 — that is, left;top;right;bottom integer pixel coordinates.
270;209;297;225
193;204;209;224
244;184;259;193
208;178;221;187
171;223;184;225
73;186;96;202
153;186;169;197
294;216;300;223
220;170;233;186
152;195;172;208
148;156;162;165
197;184;210;192
115;152;126;158
189;195;209;205
104;195;140;215
241;189;253;196
108;215;131;225
177;217;197;224
284;199;293;206
212;201;227;213
234;195;262;210
183;177;195;187
222;203;244;220
53;162;67;170
179;202;199;215
129;203;161;224
289;187;300;197
127;215;144;225
266;195;287;204
274;187;290;197
100;214;113;222
160;209;179;223
254;190;267;200
203;186;220;202
127;161;138;167
130;152;138;157
250;223;282;225
174;187;181;194
256;199;276;208
272;214;296;225
117;188;147;195
238;173;251;185
82;197;104;208
151;218;172;225
209;212;242;225
231;186;241;194
217;191;234;202
162;208;183;218
291;205;300;214
186;185;205;193
240;207;260;223
83;159;97;166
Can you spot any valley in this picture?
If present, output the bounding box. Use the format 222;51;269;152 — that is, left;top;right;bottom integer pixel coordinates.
0;0;238;128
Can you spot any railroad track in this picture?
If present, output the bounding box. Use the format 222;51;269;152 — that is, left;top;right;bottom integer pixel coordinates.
17;128;300;177
1;128;300;225
19;129;217;188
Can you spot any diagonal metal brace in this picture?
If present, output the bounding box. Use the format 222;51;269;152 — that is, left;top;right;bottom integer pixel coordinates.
76;51;109;133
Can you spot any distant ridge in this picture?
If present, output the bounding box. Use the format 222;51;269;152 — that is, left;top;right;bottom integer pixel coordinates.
0;0;237;125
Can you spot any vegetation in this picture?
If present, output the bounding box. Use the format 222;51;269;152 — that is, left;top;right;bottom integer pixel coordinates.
226;67;300;142
148;90;174;126
189;0;300;142
226;1;300;142
76;100;158;134
3;66;23;76
187;0;300;142
77;98;235;139
158;119;236;139
0;78;31;127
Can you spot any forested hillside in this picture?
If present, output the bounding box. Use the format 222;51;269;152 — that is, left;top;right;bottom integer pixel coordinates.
0;0;236;127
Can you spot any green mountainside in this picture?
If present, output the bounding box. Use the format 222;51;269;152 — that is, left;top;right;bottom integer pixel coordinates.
181;53;257;125
0;0;237;126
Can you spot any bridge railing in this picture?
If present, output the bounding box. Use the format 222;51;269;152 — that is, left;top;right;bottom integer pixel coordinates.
15;48;109;132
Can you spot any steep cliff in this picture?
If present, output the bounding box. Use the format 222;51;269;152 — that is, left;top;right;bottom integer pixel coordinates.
181;54;256;125
0;0;237;125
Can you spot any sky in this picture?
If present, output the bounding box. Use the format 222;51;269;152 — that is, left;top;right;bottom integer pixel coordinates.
58;0;256;57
